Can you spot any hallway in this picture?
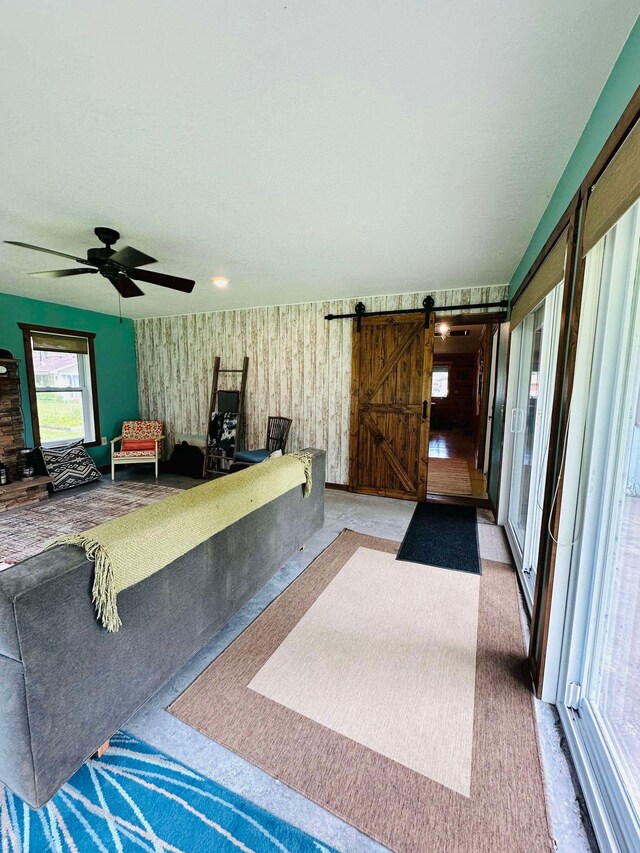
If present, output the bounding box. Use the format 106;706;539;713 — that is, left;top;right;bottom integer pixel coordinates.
428;428;488;499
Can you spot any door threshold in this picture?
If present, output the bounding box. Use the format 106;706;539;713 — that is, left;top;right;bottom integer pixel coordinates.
426;492;491;508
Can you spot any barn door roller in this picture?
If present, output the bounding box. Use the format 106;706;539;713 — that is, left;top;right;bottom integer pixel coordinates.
325;295;508;332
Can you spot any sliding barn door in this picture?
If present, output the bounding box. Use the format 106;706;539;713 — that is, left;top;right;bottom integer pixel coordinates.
349;312;434;500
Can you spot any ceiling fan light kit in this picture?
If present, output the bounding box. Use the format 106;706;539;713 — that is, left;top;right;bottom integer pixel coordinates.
5;227;195;300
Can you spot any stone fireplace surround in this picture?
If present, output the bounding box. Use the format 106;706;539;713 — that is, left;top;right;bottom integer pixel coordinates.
0;358;51;512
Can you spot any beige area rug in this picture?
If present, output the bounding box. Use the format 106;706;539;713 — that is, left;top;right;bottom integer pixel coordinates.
170;530;552;853
249;546;479;796
477;522;512;563
0;481;181;563
428;457;473;496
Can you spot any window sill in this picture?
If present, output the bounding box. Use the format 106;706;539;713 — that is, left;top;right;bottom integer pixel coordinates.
40;438;99;449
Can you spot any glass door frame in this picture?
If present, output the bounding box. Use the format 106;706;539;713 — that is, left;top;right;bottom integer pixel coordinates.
502;283;563;612
506;305;544;570
556;201;640;853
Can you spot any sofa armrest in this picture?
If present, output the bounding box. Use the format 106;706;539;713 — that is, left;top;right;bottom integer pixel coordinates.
110;435;123;447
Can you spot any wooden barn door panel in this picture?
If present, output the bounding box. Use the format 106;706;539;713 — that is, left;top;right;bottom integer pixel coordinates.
349;313;434;500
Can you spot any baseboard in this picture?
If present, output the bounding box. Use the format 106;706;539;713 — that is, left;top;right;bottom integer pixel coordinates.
426;492;491;508
326;483;491;506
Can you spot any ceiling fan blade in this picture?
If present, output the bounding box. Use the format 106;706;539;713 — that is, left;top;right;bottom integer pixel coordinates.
108;245;157;268
31;268;98;278
128;267;195;293
110;276;145;298
5;241;91;265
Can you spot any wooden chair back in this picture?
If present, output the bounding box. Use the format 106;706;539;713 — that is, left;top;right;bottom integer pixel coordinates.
266;417;292;454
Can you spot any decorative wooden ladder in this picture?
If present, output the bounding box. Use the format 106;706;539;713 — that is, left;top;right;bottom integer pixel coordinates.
203;356;249;476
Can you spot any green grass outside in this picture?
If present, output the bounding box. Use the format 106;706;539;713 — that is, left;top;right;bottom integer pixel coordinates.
36;392;86;443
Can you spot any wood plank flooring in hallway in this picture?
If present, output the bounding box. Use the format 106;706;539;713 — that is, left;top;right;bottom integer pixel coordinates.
428;428;487;499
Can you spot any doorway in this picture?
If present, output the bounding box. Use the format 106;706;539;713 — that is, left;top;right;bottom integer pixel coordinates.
348;310;501;504
427;321;496;501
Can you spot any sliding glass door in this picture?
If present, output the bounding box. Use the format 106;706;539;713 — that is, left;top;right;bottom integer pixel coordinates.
508;304;544;553
558;199;640;852
505;283;563;608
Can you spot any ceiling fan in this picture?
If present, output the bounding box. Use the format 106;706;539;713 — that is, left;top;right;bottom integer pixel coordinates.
5;227;195;298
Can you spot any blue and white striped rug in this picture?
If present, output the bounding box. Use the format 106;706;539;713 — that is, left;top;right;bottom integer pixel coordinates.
0;732;337;852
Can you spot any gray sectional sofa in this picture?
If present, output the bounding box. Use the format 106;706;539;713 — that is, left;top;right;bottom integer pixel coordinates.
0;448;325;808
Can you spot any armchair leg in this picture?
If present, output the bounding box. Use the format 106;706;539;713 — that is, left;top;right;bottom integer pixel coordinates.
111;459;115;481
155;456;158;478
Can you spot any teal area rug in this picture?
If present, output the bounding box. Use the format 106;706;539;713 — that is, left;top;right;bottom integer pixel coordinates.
0;732;337;852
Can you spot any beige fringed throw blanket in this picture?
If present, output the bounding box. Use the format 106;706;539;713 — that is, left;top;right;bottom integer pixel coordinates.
49;452;313;632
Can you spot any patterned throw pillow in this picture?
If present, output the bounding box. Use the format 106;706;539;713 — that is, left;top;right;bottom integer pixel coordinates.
40;440;102;492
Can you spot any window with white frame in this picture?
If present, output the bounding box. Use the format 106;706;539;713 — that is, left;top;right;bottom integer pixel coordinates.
20;326;99;447
432;364;450;398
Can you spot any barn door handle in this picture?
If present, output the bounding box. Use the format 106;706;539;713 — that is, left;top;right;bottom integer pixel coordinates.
422;400;427;420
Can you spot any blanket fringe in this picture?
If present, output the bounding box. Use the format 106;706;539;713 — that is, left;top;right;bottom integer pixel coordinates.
46;450;315;632
46;533;121;632
290;451;313;496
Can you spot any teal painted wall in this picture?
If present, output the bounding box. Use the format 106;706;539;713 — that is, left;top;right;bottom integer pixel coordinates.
509;16;640;297
0;292;138;466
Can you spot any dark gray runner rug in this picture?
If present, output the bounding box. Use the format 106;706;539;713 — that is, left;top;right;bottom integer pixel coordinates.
396;502;481;574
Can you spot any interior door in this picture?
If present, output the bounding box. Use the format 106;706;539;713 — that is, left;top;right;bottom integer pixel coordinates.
474;324;493;471
483;326;499;476
349;312;434;500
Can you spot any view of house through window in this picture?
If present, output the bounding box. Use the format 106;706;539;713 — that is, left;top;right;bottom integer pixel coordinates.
431;364;450;398
26;330;97;446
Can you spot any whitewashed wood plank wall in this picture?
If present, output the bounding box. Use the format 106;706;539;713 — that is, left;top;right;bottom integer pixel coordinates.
135;285;507;484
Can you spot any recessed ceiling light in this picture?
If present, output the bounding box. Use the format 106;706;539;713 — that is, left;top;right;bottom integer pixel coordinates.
212;276;229;288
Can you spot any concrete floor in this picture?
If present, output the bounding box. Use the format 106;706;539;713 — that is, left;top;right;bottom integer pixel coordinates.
113;476;598;852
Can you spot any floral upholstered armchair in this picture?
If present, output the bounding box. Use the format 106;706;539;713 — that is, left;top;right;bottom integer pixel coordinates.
111;420;164;480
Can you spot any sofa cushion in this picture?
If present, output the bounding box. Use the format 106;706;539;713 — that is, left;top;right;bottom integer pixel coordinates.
40;441;102;492
234;448;270;464
113;449;157;458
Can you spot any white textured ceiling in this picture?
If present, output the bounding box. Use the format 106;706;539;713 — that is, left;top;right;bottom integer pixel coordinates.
0;2;637;319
